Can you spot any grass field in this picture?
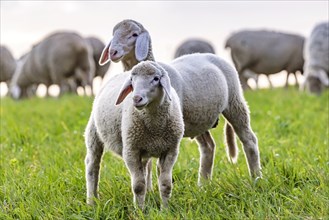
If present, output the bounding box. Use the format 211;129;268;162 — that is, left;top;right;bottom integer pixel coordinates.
1;88;328;219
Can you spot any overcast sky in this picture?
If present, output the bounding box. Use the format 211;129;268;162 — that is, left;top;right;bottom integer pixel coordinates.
0;1;328;87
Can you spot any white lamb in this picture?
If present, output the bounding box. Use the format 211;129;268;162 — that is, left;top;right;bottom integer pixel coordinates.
85;61;184;209
85;52;262;209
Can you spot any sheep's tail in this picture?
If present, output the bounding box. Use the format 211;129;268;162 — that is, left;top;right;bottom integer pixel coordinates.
225;122;238;163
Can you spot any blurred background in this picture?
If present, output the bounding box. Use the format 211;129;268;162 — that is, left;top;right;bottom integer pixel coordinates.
1;1;328;96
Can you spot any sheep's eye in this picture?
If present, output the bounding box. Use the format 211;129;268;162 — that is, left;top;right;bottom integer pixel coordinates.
132;33;138;37
153;76;160;82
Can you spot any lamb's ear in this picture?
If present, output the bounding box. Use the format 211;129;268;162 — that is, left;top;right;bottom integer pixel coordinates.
160;74;172;101
116;78;133;105
135;32;150;61
99;40;112;66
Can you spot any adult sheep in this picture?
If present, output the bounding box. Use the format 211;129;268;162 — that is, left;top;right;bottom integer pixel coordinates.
174;38;215;58
88;19;261;203
86;36;111;80
10;31;95;99
67;36;111;95
225;30;305;90
302;22;329;95
86;61;184;209
0;45;16;84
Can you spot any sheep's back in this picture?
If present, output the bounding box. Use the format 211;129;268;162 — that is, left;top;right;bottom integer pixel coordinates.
0;46;16;82
227;30;304;74
169;53;229;137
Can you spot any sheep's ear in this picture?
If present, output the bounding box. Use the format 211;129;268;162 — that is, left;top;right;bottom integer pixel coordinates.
135;32;150;61
99;40;111;66
116;78;133;105
160;75;172;101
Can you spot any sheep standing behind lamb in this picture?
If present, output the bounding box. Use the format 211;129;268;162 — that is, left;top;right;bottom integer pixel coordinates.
10;31;95;99
85;61;184;209
225;30;305;90
302;22;329;95
0;45;16;85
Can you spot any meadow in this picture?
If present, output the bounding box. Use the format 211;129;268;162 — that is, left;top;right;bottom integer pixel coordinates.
0;88;328;219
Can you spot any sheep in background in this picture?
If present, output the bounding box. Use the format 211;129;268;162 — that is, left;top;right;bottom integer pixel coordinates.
174;38;215;58
98;20;261;187
86;36;111;80
85;61;184;209
67;36;111;95
302;22;329;95
0;45;16;84
225;30;305;90
10;31;95;99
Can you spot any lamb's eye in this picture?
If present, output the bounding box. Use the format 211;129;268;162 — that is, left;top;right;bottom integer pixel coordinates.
132;33;138;37
153;76;160;82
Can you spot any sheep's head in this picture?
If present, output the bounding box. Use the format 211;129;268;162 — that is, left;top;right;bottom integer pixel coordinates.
99;19;151;66
115;61;172;110
303;67;329;95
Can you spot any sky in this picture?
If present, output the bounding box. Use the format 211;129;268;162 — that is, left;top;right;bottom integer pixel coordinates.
0;1;328;93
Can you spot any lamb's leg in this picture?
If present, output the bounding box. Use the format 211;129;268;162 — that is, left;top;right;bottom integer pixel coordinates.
143;158;153;191
157;148;178;208
124;152;146;209
85;119;104;205
223;98;262;178
195;131;216;185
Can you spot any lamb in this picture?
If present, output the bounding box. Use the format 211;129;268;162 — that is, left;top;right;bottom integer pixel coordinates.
98;19;261;186
86;52;261;208
174;38;215;58
225;30;305;90
10;31;95;99
0;45;16;84
302;22;329;95
85;61;184;209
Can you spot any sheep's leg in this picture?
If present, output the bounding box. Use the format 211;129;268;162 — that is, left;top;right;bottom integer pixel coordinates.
195;131;216;185
223;101;262;178
124;153;146;209
157;149;178;208
85;120;104;205
143;158;153;191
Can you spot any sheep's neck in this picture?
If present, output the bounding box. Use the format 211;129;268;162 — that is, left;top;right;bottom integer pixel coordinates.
122;46;155;71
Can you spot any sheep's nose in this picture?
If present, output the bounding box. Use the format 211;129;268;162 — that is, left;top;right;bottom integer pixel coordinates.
133;95;143;105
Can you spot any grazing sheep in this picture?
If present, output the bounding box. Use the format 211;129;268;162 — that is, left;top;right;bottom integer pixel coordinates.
302;22;329;95
85;61;184;209
174;38;215;58
10;31;95;99
86;36;111;80
98;19;261;186
66;36;111;95
0;45;16;84
225;30;305;90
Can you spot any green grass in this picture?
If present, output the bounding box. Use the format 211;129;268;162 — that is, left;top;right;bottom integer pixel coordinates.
1;88;328;219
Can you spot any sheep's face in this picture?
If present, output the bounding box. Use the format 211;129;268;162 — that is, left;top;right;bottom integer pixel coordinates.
116;62;172;110
99;20;150;66
303;68;329;95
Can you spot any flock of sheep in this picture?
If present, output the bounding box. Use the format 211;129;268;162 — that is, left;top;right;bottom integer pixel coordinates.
1;21;328;98
1;19;328;209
